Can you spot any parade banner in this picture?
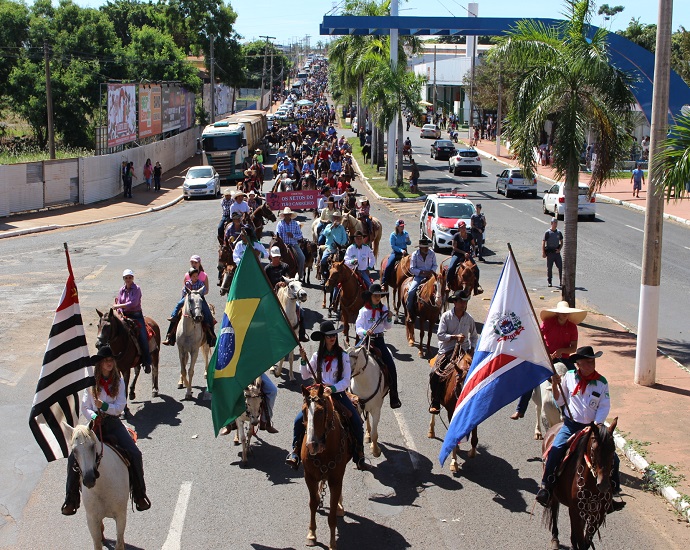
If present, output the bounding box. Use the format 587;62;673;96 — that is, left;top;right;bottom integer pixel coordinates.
138;84;162;138
107;84;137;148
162;84;182;132
266;190;320;211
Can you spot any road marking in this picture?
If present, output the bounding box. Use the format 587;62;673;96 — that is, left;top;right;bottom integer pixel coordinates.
532;217;549;225
625;224;643;233
393;410;423;471
502;203;515;209
84;265;107;280
484;172;492;176
445;174;454;179
627;262;642;271
684;246;690;251
162;481;192;550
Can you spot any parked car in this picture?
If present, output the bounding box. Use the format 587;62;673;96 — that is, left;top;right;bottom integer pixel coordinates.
448;148;483;176
542;182;596;220
430;139;456;161
351;116;358;134
420;124;441;139
496;168;538;198
183;166;220;199
419;192;479;252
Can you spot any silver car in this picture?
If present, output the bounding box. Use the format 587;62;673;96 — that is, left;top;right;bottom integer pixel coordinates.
496;168;538;198
183;166;221;199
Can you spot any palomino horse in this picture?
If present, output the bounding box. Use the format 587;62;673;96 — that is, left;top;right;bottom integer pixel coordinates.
380;254;411;321
176;289;206;399
64;424;130;550
532;361;568;440
401;273;443;357
301;384;352;550
341;212;382;261
324;261;365;344
542;419;619;550
249;202;276;239
95;308;161;400
441;257;479;310
269;234;298;278
272;279;307;381
233;377;264;467
428;347;479;473
348;345;387;458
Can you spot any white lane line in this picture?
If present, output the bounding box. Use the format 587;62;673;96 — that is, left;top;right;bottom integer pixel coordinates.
532;217;549;225
484;172;492;176
393;410;423;471
162;481;193;550
445;174;454;179
502;203;515;209
625;224;643;233
627;262;642;271
684;246;690;251
84;265;107;280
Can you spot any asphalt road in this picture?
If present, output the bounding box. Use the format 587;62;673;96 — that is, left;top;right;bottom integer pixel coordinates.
1;137;689;549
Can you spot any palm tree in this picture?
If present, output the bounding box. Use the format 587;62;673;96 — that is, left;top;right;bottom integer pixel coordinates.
492;0;635;305
654;113;690;200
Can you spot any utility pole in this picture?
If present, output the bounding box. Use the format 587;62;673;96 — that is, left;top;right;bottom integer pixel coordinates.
634;0;673;386
496;62;502;157
210;35;215;123
269;45;274;110
433;45;437;117
386;0;399;188
44;40;55;160
467;3;478;140
258;35;274;110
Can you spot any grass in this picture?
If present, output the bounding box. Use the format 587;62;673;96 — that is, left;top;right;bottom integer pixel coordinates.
644;462;685;491
0;146;94;164
624;437;651;459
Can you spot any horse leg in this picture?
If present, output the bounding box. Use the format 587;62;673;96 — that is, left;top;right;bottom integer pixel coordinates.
533;386;544;440
86;512;104;550
238;420;248;466
273;358;284;378
549;500;560;550
151;351;159;398
418;321;425;357
328;479;343;549
369;408;381;458
468;426;478;459
186;350;198;399
406;318;415;347
179;352;189;398
450;446;459;473
568;505;588;550
306;475;320;546
114;509;127;550
428;414;436;439
288;345;295;382
337;492;345;517
129;365;139;401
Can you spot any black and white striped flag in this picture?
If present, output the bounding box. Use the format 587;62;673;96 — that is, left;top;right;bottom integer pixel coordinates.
29;245;94;462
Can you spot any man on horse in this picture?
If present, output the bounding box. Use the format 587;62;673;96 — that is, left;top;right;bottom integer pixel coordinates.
162;267;216;347
319;210;348;278
381;219;411;292
405;238;438;320
276;207;306;282
446;221;483;295
113;269;152;374
230;190;250;222
218;189;234;244
345;231;376;289
356;197;374;241
62;346;151;516
428;289;477;414
536;346;624;511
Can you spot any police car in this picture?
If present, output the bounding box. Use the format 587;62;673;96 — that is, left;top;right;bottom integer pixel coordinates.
419;192;478;251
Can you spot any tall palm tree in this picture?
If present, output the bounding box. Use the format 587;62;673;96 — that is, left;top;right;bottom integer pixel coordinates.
492;0;635;305
654;113;690;200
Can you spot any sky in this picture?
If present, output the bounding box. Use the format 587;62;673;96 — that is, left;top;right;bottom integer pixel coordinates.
72;0;690;46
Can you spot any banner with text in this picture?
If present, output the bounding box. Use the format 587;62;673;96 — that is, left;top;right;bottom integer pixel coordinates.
266;190;320;211
107;84;137;148
162;84;181;132
138;84;162;138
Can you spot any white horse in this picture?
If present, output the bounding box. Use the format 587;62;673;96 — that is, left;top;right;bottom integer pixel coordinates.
64;424;129;550
532;361;568;440
233;377;264;466
348;345;388;458
177;289;206;399
272;279;308;381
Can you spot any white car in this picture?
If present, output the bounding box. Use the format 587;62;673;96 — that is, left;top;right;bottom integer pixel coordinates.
542;182;596;220
351;116;358;133
496;168;538;198
420;124;441;139
448;148;483;176
419;192;478;251
183;166;220;199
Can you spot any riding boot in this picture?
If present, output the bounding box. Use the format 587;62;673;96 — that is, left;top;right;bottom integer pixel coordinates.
129;459;151;512
428;372;442;414
162;318;179;346
259;418;279;434
61;453;81;516
285;434;303;470
298;316;308;343
205;327;217;348
389;381;402;409
355;443;374;471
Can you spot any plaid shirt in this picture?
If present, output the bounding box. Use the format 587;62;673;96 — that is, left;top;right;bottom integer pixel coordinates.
276;219;303;246
220;198;233;217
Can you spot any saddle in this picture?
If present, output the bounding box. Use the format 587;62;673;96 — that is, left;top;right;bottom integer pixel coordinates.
364;345;392;396
543;425;592;477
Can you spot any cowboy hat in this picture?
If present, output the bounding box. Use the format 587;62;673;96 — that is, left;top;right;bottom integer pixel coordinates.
310;320;344;341
243;169;255;177
280;206;295;216
418;237;432;247
233;190;247;198
448;289;471;303
570;345;603;362
90;345;114;364
362;283;388;301
223;189;233;197
331;210;343;218
540;301;588;325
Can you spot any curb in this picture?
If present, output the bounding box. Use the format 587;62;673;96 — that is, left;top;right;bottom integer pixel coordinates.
350;154;427;203
0;195;184;240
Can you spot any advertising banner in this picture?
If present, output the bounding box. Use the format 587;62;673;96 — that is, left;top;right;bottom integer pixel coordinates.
107;84;137;148
180;89;194;130
138;84;162;138
162;84;182;132
266;190;320;211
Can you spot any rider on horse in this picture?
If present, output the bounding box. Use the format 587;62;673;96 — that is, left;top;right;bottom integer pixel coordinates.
428;289;477;414
276;207;306;282
356;283;401;409
287;321;373;471
356;197;374;241
446;221;483;294
218;189;234;244
536;346;624;511
381;219;411;291
230;190;250;222
61;346;151;516
344;231;376;289
405;238;438;320
319;211;348;278
162;267;216;347
264;246;308;343
113;269;152;374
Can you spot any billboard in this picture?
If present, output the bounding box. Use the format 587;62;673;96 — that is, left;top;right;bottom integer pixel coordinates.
107;84;137;148
162;84;183;132
138;84;162;138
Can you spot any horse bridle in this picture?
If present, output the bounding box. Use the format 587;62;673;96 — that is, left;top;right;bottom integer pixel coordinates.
72;420;104;481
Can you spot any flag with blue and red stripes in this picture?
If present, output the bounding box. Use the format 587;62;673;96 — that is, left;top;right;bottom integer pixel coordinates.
440;251;553;465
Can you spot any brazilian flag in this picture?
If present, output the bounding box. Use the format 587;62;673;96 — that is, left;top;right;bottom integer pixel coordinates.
207;247;298;435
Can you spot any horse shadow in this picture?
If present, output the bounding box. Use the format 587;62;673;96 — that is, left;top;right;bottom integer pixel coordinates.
103;542;145;550
335;510;411;549
126;394;184;440
386;345;415;363
230;437;302;485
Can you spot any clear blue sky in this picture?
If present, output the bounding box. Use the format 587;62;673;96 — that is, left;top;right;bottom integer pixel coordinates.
72;0;689;46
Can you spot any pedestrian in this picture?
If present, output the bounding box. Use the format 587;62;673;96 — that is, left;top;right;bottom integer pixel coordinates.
143;159;153;191
470;204;486;261
630;163;645;198
127;162;136;198
122;161;132;199
542;218;563;288
409;159;420;193
153;161;162;191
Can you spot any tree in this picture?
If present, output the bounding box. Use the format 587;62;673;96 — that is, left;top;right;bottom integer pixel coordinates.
0;0;30;97
597;4;624;21
242;40;291;89
654;113;690;200
616;17;657;53
492;0;635;306
100;0;157;47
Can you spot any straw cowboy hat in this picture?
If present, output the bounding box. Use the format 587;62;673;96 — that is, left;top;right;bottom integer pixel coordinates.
540;301;588;325
310;320;343;342
232;190;247;199
223;189;233;197
280;207;295;217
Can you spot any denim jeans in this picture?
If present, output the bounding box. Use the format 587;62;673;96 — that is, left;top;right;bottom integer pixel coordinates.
123;311;151;367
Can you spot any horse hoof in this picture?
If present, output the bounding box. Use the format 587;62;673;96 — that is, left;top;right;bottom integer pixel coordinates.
418;350;423;357
468;448;477;459
408;340;415;347
534;433;543;441
152;390;158;398
427;431;435;439
449;462;458;473
372;446;381;458
364;434;371;444
177;383;184;389
550;537;559;550
336;503;345;517
129;391;135;400
306;535;317;547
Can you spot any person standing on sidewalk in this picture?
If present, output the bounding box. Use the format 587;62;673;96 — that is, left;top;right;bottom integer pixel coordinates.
470;204;486;261
630;164;645;198
542;218;563;288
143;159;153;191
153;161;162;191
409;159;420;193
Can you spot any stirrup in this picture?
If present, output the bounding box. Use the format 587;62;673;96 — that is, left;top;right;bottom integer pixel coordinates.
286;451;300;470
429;404;441;415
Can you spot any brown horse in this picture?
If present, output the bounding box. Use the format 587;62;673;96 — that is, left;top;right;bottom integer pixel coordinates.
95;308;161;401
341;212;382;261
441;257;479;310
402;272;443;357
300;239;319;286
301;384;352;549
249;202;276;239
269;234;298;278
323;261;365;344
427;348;479;472
381;254;411;321
217;244;236;290
542;419;619;550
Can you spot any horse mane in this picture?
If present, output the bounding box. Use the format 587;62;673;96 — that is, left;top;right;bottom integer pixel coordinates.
72;424;96;444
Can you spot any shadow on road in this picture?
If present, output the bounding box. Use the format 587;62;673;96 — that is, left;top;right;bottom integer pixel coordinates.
127;394;183;440
229;437;302;486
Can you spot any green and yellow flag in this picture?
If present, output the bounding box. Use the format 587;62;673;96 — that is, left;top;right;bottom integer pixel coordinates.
207;248;298;435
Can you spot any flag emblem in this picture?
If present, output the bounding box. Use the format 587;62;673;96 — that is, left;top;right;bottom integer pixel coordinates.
493;312;524;342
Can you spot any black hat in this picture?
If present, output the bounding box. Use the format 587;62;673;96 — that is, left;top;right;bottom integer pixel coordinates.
90;345;114;363
362;282;388;301
354;230;364;237
310;321;343;341
570;346;603;362
419;237;432;247
448;289;471;303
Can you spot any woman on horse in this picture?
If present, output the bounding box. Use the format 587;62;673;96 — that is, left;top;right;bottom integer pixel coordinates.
381;219;411;291
61;346;151;516
112;269;152;374
218;189;234;244
355;284;401;409
224;212;243;246
356;197;373;241
286;321;373;472
163;266;216;347
446;221;482;295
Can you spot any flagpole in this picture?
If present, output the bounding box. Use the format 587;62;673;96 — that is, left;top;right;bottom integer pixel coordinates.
63;242;74;277
506;243;574;421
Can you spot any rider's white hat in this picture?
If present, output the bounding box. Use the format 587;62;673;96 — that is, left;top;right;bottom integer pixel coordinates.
270;246;282;257
122;269;134;277
281;207;295;216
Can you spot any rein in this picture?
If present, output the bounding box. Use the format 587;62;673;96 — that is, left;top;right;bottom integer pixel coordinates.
350;348;384;408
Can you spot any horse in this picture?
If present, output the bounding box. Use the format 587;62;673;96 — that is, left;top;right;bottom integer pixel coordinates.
269;234;298;278
272;279;308;381
532;361;568;440
324;261;365;344
249;202;276;239
542;419;619;550
217;243;236;289
176;289;206;399
441;257;479;310
380;254;411;321
427;348;479;473
219;263;237;297
342;212;382;261
233;377;264;466
348;345;387;458
300;239;319;286
301;384;352;549
401;272;443;357
95;308;161;401
64;424;130;550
